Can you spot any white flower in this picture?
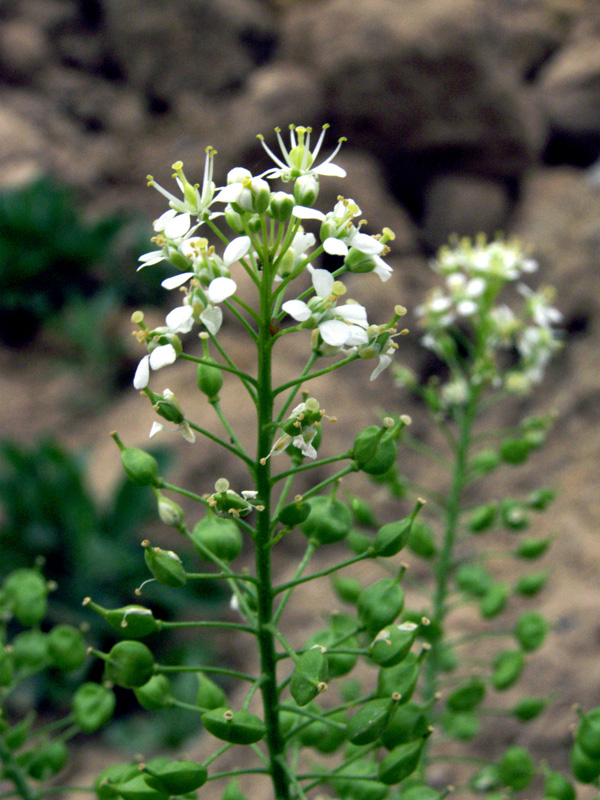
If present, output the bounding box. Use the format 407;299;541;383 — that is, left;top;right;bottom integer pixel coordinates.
282;269;369;348
146;148;219;219
517;283;563;328
150;419;195;443
138;211;195;270
258;124;347;181
133;344;178;390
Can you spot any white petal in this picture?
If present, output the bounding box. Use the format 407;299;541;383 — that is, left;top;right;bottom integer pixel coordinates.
153;209;177;231
282;299;311;322
166;305;194;333
161;272;195;290
207;276;237;303
323;237;349;257
200;306;223;336
373;256;393;282
350;232;385;255
150;421;165;438
291;231;316;254
163;212;191;239
292;206;325;220
149;344;177;370
312;268;334;298
133;355;150;389
345;327;369;346
214;184;242;204
370;354;392;381
314;163;347;177
335;303;368;325
319;319;351;347
138;251;165;269
180;421;196;443
223;236;251;267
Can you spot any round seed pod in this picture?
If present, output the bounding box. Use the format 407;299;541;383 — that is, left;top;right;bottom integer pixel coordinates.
121;448;159;487
196;672;227;710
359;433;397;476
73;682;116;733
290;646;328;706
514;571;548;596
352;425;384;465
500;437;531;465
197;357;223;401
380;702;429;750
401;785;443;800
455;564;492;598
514;611;548;652
514;537;551;560
498;747;534;791
544;770;576;800
369;622;418;668
373;518;413;558
277;499;310;528
4;569;48;628
479;583;508;618
26;740;68;781
358;578;404;637
511;696;547;722
306;628;356;678
378;736;427;785
377;653;420;702
134;674;172;711
94;763;139;800
407;521;437;559
144;546;186;587
47;624;87;671
492;650;524;690
446;677;486;712
576;708;600;760
298;708;346;753
571;742;600;783
347;697;397;745
331;574;361;604
143;761;208;794
201;708;265;744
114;774;169;800
189;514;242;563
300;496;352;545
467;503;497;533
441;710;480;741
103;641;154;689
332;757;388;800
11;630;49;673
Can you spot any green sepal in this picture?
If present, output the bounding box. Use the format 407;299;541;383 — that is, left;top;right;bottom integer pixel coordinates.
514;611;548;651
134;674;172;710
142;760;208;794
369;622;418;668
144;545;187;587
492;649;524;690
189;513;243;563
4;569;48;627
201;708;265;744
346;697;397;745
103;641;155;688
358;578;404;637
47;624;87;671
300;496;352;544
378;736;428;785
73;682;116;733
446;677;486;711
290;646;328;706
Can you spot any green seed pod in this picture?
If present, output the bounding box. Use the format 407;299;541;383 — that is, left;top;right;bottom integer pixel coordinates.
196;672;227;710
73;683;116;732
447;677;486;712
576;708;600;760
401;785;443;800
378;736;427;785
144;545;186;587
11;630;49;673
300;496;352;545
143;761;208;794
277;499;310;528
370;622;418;668
407;520;437;559
306;628;356;678
331;574;362;604
347;697;397;745
467;503;497;533
373;502;423;557
47;624;87;671
189;513;243;563
332;757;388;800
4;712;35;750
571;742;600;783
221;778;250;800
515;611;548;651
527;487;556;511
134;674;172;710
197;358;223;401
500;437;531;465
514;536;551;560
479;582;508;618
121;448;160;487
497;746;534;791
345;529;374;555
470;447;501;474
26;740;68;781
4;569;48;627
492;650;524;690
514;570;548;596
358;578;404;637
377;653;420;702
380;702;429;750
84;599;159;639
512;696;547;722
455;564;492;598
441;711;479;741
351;496;377;527
501;501;530;530
360;433;397;476
544;770;576;800
352;425;385;465
103;641;155;688
298;707;346;753
201;708;265;744
114;775;169;800
95;763;140;800
290;646;328;706
0;649;14;686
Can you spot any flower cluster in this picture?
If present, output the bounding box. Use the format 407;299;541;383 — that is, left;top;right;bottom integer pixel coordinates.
132;125;400;396
416;236;562;398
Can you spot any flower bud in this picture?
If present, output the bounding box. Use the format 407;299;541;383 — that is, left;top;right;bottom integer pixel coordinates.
102;641;155;688
290;646;328;706
267;191;294;221
142;761;208;794
201;708;266;744
224;204;245;234
378;736;428;785
197;357;224;402
47;624;87;672
144;544;186;587
134;674;172;710
369;622;418;668
300;496;352;545
492;649;524;690
73;682;116;732
196;671;227;710
4;569;48;628
347;697;398;745
358;578;404;638
84;598;159;638
294;175;319;206
189;514;243;563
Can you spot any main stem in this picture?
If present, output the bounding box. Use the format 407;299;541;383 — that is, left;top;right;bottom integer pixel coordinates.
255;269;291;800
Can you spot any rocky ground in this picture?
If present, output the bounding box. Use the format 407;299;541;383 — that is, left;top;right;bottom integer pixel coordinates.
1;0;600;797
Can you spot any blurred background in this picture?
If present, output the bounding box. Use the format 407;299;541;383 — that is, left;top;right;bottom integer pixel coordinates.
0;0;599;779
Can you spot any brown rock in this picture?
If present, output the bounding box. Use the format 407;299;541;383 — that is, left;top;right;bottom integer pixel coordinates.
0;19;51;81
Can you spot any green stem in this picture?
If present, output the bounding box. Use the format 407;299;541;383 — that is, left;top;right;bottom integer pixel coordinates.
0;738;39;800
274;551;373;595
